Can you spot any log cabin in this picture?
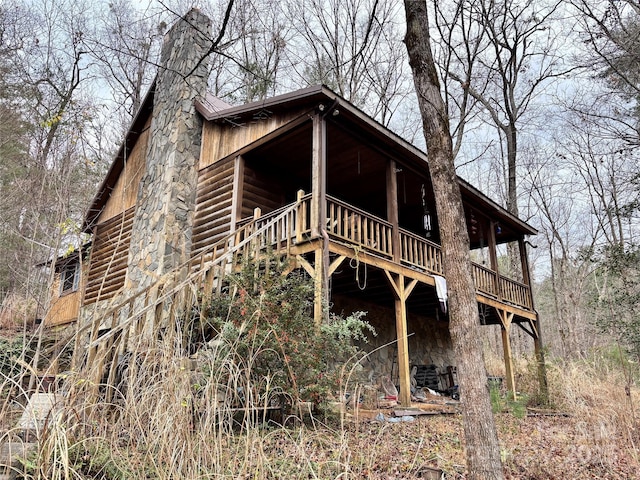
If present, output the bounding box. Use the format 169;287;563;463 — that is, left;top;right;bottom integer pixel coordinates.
43;9;545;406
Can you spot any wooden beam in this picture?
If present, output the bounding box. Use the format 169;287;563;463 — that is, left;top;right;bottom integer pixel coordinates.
518;238;531;287
497;309;516;399
313;248;324;326
394;289;411;406
384;270;401;298
385;272;414;407
296;189;305;243
488;220;500;302
310;114;326;238
295;255;315;277
519;238;549;403
387;159;400;262
405;278;418;298
230;155;244;233
515;319;538;339
328;255;346;276
475;294;537;320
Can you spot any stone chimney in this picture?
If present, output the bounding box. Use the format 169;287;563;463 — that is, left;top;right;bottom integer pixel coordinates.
126;9;211;289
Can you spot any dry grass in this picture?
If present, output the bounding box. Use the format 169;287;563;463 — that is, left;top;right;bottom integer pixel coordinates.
0;293;37;332
3;327;640;479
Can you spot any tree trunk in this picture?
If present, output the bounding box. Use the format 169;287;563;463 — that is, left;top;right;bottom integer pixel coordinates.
403;2;504;479
505;122;518;217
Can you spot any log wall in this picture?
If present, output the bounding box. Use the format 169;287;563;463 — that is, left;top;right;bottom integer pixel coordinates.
84;207;135;304
242;164;284;218
191;158;235;257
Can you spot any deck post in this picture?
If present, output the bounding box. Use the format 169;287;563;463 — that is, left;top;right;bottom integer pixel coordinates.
488;220;500;299
386;159;400;262
497;309;517;399
230;155;244;233
313;247;325;325
311;113;327;238
394;292;411;407
311;112;329;324
385;272;417;407
295;189;305;243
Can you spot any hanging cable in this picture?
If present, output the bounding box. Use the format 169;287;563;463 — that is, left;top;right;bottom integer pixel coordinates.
349;245;367;290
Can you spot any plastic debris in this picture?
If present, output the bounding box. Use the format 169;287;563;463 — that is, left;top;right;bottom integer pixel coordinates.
374;413;415;423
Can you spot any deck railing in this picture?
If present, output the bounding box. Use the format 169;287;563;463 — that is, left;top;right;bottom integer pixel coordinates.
326;196;393;257
472;263;499;298
323;197;532;312
499;276;532;310
232;195;533;312
398;229;443;275
81;201;304;400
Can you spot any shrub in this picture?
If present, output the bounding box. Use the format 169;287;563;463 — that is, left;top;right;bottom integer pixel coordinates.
191;256;374;409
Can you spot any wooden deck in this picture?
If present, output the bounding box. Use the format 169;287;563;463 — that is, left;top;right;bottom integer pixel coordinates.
249;194;536;320
78;193;538;404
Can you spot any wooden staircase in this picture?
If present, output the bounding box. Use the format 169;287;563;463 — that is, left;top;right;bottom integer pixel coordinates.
77;199;307;397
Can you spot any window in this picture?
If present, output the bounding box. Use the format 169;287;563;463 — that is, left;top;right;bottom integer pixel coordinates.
60;262;79;295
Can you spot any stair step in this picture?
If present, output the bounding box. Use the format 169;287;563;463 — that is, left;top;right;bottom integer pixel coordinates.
17;393;62;433
0;442;36;479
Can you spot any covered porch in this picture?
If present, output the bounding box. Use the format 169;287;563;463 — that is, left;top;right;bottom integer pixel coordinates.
238;191;540;406
195;89;544;406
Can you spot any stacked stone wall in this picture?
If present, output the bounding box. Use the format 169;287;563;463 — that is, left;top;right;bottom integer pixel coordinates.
126;9;212;290
332;295;454;388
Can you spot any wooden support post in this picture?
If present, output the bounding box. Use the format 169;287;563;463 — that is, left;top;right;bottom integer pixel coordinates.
311;114;327;238
519;238;549;403
386;159;400;262
231;155;244;234
310;113;329;324
498;309;516;399
296;189;305;243
488;220;500;299
385;271;417;407
313;248;325;326
394;294;411;407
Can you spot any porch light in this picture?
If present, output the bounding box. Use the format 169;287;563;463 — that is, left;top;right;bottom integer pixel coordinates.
496;223;502;235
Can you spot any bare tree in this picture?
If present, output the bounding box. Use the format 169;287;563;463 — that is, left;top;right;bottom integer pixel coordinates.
223;0;290;102
287;0;411;127
436;0;568;218
403;1;504;478
431;0;489;160
0;0;107;312
87;0;165;129
523;145;601;357
569;0;640;149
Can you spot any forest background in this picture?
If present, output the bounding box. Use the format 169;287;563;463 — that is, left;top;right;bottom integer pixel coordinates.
1;0;640;477
2;0;639;362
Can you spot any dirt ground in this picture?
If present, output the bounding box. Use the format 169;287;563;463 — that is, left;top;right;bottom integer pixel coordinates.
331;408;640;479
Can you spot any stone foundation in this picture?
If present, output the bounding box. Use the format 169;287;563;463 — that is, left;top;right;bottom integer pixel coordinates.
332;295;455;389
